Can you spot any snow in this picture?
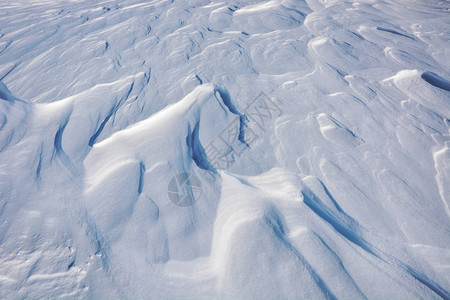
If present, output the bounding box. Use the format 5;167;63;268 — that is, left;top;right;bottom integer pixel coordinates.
0;0;449;299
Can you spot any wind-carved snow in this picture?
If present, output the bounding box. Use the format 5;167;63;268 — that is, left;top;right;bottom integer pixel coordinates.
84;85;245;261
0;0;449;299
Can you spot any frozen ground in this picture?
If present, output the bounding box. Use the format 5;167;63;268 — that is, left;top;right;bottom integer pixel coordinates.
0;0;449;298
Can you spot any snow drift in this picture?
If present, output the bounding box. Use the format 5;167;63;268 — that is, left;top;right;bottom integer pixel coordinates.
0;0;449;299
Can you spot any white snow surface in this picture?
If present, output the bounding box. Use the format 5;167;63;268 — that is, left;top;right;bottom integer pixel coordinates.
0;0;449;299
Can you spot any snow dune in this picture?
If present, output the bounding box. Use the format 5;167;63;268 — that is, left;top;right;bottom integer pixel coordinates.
0;0;449;298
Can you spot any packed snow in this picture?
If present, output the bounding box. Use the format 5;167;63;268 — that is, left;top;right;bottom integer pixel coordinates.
0;0;449;298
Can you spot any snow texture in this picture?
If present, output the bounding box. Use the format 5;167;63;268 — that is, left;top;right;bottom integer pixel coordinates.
0;0;449;299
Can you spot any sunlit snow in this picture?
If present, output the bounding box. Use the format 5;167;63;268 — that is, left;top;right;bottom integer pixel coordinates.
0;0;449;298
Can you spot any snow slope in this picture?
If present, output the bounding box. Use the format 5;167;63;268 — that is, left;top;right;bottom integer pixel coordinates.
0;0;449;298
